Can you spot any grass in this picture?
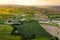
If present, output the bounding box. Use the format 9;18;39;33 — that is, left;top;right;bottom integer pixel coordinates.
48;22;59;27
0;21;54;40
48;14;60;20
0;24;21;40
33;36;50;40
0;35;21;40
48;14;60;18
41;22;59;27
52;18;60;21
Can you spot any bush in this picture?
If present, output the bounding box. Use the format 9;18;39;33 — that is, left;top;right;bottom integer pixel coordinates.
0;25;13;35
50;37;58;40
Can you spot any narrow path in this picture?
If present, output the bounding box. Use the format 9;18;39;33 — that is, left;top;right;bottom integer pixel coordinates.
41;24;60;40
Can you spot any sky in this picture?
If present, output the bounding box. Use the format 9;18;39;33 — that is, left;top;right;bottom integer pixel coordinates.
0;0;60;6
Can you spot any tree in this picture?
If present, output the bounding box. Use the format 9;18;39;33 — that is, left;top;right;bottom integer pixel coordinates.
11;20;53;40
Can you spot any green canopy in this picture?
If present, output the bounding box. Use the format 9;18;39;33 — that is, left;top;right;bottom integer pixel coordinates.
15;20;52;38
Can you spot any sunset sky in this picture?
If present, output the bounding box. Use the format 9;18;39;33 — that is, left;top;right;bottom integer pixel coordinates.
0;0;60;6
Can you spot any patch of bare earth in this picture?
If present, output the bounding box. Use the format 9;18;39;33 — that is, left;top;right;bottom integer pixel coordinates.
41;24;60;40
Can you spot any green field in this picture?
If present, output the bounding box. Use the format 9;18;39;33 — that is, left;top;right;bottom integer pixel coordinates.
0;21;53;40
48;14;60;20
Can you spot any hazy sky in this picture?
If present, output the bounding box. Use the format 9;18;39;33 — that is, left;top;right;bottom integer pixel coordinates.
0;0;60;6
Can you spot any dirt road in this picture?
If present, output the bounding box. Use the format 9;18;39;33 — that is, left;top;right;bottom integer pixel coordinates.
41;24;60;40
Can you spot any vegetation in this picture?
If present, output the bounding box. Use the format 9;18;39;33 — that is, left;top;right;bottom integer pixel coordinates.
0;25;21;40
0;20;58;40
48;22;59;27
48;14;60;20
0;5;59;40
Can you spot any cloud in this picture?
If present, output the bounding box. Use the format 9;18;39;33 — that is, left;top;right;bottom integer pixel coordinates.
0;0;14;4
0;0;60;6
36;0;60;5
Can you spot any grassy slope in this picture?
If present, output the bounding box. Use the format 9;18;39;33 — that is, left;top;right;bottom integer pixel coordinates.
0;25;21;40
0;21;51;40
